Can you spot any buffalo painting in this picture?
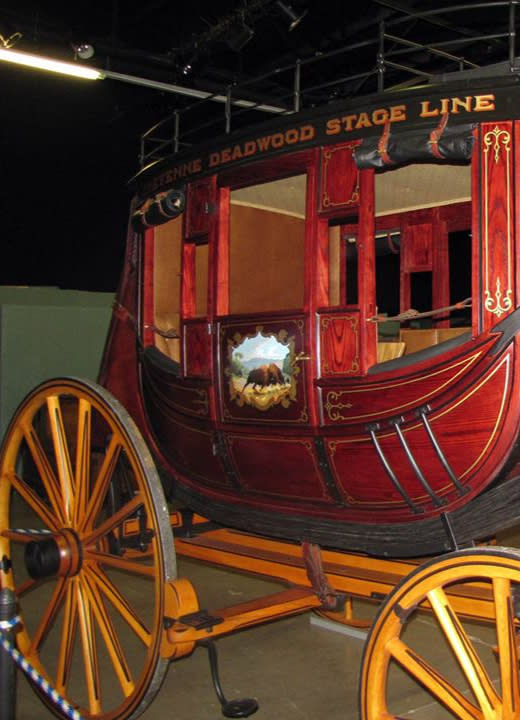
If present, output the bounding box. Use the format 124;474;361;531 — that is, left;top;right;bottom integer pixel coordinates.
243;363;287;391
228;330;297;411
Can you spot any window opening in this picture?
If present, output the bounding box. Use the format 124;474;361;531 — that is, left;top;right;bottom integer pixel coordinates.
344;232;358;306
449;230;472;327
374;162;472;359
229;174;306;314
375;231;400;320
410;272;433;326
150;216;182;362
328;219;359;308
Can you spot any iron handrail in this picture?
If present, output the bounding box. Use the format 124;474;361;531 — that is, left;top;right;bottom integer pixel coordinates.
139;0;518;167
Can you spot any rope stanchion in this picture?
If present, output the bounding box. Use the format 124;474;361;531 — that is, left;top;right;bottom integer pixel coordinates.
0;605;85;720
0;590;16;720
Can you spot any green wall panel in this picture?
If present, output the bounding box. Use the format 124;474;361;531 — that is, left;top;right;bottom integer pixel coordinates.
0;287;114;442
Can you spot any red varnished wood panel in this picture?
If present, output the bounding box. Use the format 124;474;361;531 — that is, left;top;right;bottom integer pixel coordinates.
319;340;487;425
432;209;450;328
181;243;196;317
402;219;433;272
319;142;360;213
99;220;148;434
358;169;377;371
480;121;515;330
142;228;155;347
218;150;313;190
226;434;334;503
141;350;210;419
157;414;230;490
141;366;228;489
216;186;230;316
327;347;514;520
515;122;520;306
185;177;215;238
184;320;211;377
319;312;361;376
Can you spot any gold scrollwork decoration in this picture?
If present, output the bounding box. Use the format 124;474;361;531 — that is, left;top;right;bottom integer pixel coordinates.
324;391;353;422
483;125;511;164
483;126;513;318
321;146;360;208
484;277;513;318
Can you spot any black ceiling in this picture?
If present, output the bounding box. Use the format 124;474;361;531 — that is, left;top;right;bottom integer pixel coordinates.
2;1;518;127
0;1;517;291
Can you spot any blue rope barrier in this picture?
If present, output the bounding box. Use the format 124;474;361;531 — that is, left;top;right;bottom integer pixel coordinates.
0;616;85;720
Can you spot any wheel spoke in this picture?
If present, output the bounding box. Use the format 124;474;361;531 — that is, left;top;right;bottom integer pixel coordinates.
82;568;136;696
15;577;38;597
75;578;102;715
73;399;91;528
46;397;75;524
87;563;152;647
1;528;52;543
30;577;67;655
493;577;520;717
86;551;156;578
22;423;66;525
388;636;483;720
427;586;500;715
56;582;78;696
0;379;174;720
7;471;60;532
84;493;145;547
80;434;122;533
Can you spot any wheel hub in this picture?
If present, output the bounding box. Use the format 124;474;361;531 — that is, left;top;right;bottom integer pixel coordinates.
24;528;82;580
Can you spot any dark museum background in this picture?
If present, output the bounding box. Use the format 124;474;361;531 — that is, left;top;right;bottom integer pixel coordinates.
0;0;515;291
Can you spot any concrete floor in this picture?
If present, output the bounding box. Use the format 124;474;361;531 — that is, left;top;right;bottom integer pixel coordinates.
15;555;368;720
12;546;504;720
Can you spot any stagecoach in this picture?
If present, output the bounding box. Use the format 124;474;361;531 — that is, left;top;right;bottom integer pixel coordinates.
5;3;520;718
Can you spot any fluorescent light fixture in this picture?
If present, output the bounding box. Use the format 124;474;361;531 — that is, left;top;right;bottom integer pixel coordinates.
0;47;288;114
0;48;103;80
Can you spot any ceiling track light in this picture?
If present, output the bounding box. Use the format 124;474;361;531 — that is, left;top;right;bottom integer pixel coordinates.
73;43;95;60
225;14;255;52
275;1;308;32
180;60;194;76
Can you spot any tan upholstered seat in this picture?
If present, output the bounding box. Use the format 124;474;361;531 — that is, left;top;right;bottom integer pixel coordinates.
377;341;406;363
400;327;470;355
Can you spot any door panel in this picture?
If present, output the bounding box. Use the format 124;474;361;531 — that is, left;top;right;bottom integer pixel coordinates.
219;314;310;425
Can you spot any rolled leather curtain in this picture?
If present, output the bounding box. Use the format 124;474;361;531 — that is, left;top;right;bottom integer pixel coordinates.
133;188;185;228
354;116;475;169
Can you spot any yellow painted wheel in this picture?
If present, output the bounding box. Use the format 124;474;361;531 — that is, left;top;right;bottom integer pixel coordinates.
0;378;176;720
360;547;520;720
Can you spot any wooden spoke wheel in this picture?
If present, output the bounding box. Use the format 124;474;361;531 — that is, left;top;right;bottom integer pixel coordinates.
360;547;520;720
0;378;176;720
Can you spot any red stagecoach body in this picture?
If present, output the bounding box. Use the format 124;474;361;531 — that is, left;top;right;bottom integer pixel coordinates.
99;73;520;557
8;7;520;720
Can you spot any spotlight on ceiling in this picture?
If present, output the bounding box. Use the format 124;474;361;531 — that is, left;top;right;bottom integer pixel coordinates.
181;61;193;76
74;43;95;60
225;17;255;52
275;1;308;31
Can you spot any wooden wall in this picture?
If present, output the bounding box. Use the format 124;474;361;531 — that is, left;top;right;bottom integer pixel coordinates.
153;216;182;361
229;204;305;314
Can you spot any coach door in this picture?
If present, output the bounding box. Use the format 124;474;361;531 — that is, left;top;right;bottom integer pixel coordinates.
213;155;329;502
